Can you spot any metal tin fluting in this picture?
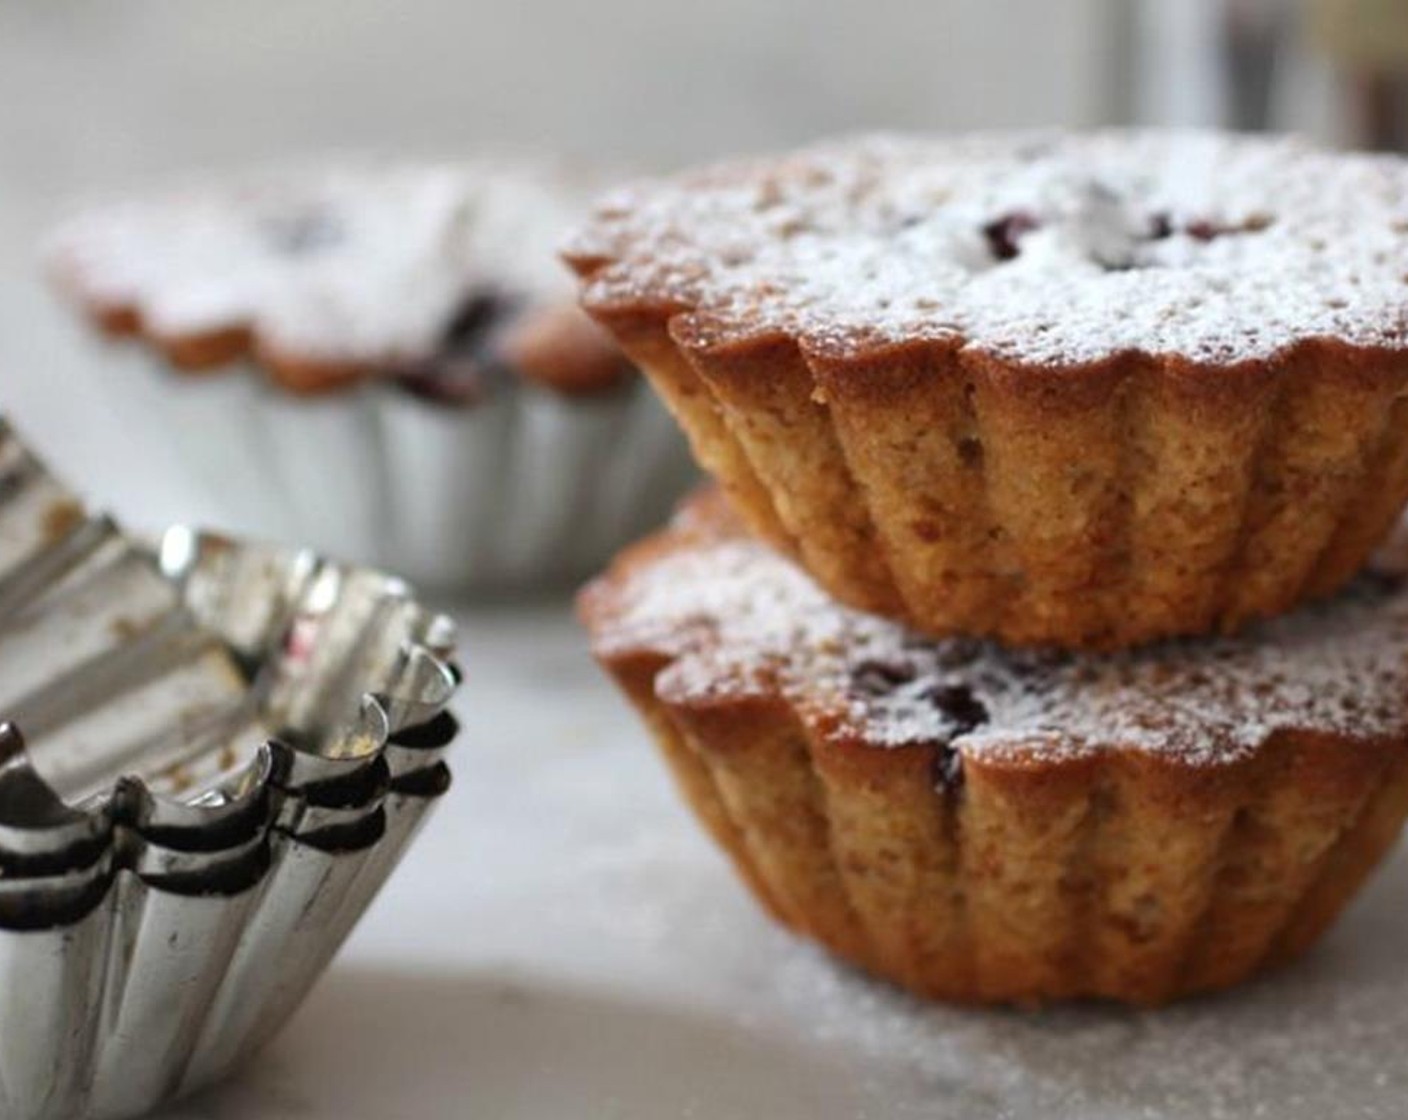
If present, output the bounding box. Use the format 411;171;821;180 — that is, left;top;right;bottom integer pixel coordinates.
0;417;460;1120
100;352;696;591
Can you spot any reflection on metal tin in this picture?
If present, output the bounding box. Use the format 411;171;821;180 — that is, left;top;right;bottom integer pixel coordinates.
0;417;460;1120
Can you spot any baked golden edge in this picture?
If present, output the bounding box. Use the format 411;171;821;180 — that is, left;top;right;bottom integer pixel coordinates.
566;254;1408;650
51;274;632;398
578;493;1408;1006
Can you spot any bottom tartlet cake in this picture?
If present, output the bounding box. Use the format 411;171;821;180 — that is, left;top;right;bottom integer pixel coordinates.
579;489;1408;1006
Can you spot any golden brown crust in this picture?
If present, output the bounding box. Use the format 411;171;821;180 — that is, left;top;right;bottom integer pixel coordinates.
668;316;903;617
61;282;632;400
68;291;374;393
499;304;634;396
565;264;1408;649
91;302;144;339
578;499;1408;1006
48;159;638;403
580;300;794;547
597;646;790;925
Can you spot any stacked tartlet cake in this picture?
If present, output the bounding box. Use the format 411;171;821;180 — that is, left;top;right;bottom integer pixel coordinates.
570;131;1408;1005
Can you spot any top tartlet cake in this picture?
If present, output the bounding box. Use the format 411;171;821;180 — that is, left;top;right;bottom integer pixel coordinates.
46;160;633;403
565;130;1408;650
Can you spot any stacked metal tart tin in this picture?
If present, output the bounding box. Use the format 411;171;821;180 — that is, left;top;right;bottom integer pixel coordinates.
0;417;460;1120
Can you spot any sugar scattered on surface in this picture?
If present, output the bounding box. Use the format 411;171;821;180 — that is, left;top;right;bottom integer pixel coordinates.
45;160;598;363
591;514;1408;764
759;900;1408;1119
571;131;1408;365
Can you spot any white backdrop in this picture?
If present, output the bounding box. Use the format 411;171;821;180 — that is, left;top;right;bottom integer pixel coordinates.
0;0;1126;532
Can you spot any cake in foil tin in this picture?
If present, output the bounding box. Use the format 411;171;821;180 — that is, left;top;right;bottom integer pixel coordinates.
43;160;697;590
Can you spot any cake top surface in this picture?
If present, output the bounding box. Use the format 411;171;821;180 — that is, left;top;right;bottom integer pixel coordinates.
45;159;611;370
584;490;1408;766
567;130;1408;367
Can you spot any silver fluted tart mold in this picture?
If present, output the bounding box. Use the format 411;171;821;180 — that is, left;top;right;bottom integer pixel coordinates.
95;352;696;591
0;417;460;1120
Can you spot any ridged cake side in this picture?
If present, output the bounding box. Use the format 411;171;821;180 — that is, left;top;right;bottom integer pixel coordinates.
575;291;1408;648
566;130;1408;649
619;682;1408;1005
579;491;1408;1005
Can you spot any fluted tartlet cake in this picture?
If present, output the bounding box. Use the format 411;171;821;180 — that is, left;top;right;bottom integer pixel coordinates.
581;489;1408;1005
567;132;1408;649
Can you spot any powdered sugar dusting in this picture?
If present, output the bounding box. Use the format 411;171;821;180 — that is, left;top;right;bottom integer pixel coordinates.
571;131;1408;365
591;510;1408;765
46;160;599;363
765;919;1408;1119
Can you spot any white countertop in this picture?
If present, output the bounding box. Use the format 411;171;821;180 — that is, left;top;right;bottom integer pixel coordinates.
140;601;1408;1120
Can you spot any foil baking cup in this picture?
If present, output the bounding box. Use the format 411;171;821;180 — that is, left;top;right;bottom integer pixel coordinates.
100;353;695;591
0;418;460;1120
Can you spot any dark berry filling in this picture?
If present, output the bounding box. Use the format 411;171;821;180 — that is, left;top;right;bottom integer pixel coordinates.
848;658;991;792
1158;212;1274;243
921;682;989;738
441;290;511;349
924;685;988;792
934;745;965;791
982;211;1040;261
979;204;1273;270
395;289;522;405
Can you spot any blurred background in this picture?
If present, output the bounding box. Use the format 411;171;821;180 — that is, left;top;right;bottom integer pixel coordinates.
0;0;1401;534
